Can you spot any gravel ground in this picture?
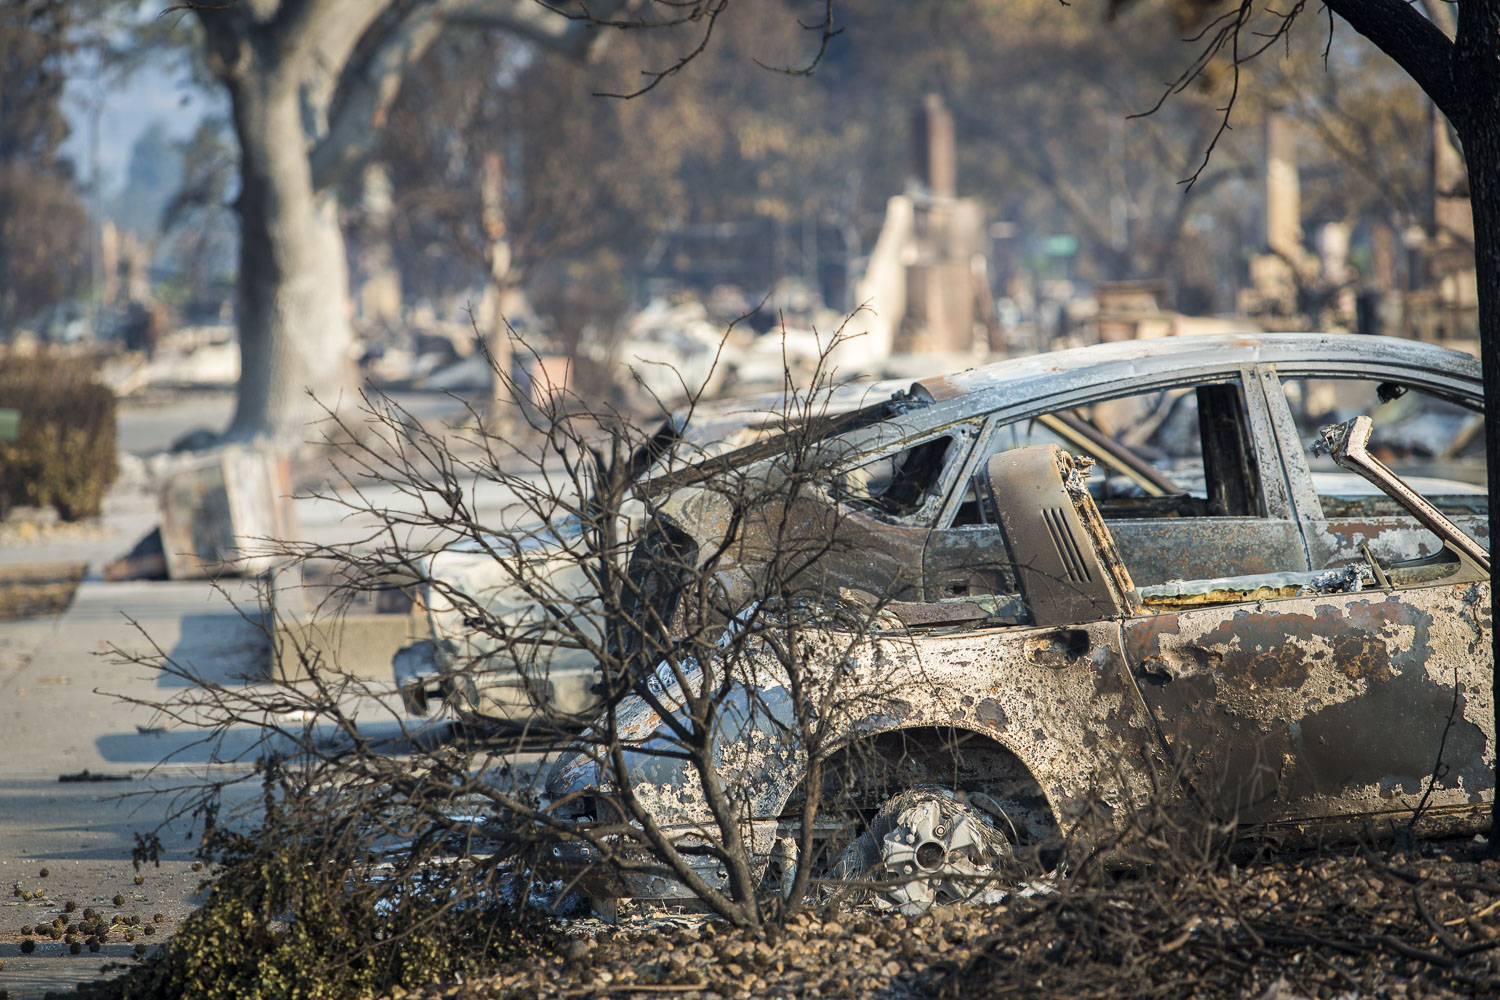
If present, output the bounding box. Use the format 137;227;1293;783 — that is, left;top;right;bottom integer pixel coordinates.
0;861;203;1000
8;838;1497;1000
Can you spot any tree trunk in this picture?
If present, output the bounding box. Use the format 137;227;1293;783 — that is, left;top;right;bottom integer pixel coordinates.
1458;112;1500;838
223;74;356;443
192;0;617;443
1440;0;1500;842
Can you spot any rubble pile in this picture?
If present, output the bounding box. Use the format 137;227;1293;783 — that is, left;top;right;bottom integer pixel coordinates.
607;288;852;405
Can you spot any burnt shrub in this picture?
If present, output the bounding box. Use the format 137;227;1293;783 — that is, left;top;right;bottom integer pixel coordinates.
0;351;118;521
93;767;560;1000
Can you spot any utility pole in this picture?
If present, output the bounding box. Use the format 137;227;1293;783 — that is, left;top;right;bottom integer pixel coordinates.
87;66;104;335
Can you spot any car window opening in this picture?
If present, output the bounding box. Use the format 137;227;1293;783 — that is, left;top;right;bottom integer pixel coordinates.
1196;383;1264;518
954;382;1264;527
839;436;954;519
1280;376;1487;519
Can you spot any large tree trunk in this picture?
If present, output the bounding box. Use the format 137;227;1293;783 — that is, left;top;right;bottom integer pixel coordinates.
224;75;356;442
1459;116;1500;841
193;0;617;443
1445;0;1500;843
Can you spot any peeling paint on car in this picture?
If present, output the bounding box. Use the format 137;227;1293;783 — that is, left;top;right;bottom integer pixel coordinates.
405;335;1488;727
539;407;1493;906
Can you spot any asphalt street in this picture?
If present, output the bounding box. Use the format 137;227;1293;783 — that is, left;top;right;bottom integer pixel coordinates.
0;388;488;998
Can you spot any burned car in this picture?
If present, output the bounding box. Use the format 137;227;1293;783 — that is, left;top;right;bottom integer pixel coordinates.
541;413;1493;914
396;333;1488;726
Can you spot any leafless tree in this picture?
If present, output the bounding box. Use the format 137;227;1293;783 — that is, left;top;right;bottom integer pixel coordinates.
105;326;1047;995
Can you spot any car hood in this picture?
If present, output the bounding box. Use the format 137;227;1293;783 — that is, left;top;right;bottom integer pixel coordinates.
422;518;607;658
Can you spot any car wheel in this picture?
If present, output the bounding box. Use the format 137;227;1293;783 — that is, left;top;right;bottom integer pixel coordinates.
829;785;1019;914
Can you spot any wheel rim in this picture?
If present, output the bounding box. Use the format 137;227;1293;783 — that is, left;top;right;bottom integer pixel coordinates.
835;786;1014;914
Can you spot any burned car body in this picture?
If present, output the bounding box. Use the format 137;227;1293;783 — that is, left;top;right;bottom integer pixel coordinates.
542;415;1493;912
397;333;1488;725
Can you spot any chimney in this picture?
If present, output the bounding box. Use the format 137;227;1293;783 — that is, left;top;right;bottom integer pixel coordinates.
1265;111;1301;258
914;93;957;198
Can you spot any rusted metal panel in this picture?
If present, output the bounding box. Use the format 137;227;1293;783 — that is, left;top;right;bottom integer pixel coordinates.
1124;582;1493;831
553;567;1494;849
1110;518;1308;587
985;447;1139;624
551;563;1494;896
1307;516;1489;571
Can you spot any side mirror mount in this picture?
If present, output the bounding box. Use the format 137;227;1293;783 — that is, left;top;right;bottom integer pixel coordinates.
1318;415;1489;577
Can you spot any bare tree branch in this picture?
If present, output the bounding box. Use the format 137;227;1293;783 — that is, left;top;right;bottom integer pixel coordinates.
311;5;445;191
311;0;627;192
1323;0;1458;121
752;0;841;77
592;0;730;98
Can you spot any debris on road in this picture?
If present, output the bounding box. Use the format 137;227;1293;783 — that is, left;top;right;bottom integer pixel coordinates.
156;447;296;579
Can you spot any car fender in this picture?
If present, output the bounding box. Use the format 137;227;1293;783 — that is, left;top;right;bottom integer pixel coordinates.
546;618;1164;838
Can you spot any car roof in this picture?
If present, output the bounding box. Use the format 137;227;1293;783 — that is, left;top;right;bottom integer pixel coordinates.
651;334;1481;491
908;333;1480;407
682;335;1480;442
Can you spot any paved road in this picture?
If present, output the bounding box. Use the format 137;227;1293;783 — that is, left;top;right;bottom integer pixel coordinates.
0;576;274;997
112;387;470;457
0;388;499;998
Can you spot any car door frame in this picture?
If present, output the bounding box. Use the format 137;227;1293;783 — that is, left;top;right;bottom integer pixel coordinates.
923;364;1307;597
806;416;982;601
1255;362;1489;570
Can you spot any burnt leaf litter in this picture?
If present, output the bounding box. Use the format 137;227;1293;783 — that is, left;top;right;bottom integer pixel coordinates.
386;845;1500;1000
1;842;1492;999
